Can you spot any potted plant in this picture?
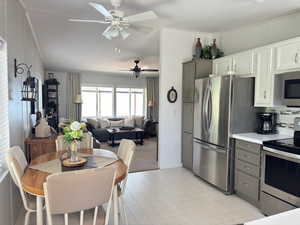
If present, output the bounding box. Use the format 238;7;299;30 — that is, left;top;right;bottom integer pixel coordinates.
63;121;86;162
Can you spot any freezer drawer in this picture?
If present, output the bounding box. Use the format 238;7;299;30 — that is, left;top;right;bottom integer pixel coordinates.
193;139;228;192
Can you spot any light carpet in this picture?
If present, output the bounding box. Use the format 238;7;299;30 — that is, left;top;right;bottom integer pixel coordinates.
101;137;159;172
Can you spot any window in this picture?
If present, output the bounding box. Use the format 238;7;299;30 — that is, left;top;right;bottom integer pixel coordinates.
81;87;113;118
0;39;9;170
81;86;145;119
116;88;145;117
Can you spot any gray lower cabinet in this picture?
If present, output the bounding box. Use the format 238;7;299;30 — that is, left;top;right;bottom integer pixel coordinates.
182;132;193;170
234;139;261;207
182;103;194;133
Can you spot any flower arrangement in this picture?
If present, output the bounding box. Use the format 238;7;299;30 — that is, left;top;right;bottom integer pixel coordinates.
63;121;86;144
62;121;86;162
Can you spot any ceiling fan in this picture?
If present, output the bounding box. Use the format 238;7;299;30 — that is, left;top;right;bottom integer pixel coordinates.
69;0;158;40
123;60;159;78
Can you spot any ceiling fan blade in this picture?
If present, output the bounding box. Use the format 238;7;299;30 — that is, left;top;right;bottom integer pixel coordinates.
142;69;159;72
102;25;113;40
129;24;154;33
89;2;113;19
69;19;109;24
124;11;158;23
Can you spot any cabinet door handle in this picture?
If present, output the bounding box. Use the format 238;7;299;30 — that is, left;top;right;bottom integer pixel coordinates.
264;90;267;99
295;53;299;63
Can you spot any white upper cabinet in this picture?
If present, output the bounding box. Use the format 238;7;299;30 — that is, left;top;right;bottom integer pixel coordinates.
232;51;255;76
274;39;300;73
254;47;274;107
212;51;255;76
212;56;232;76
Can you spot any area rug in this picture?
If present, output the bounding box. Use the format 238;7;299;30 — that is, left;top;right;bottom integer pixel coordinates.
100;137;159;173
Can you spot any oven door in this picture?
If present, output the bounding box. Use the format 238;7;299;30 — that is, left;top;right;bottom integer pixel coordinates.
262;147;300;206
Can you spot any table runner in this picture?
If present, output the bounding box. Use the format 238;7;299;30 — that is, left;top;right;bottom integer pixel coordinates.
30;155;117;174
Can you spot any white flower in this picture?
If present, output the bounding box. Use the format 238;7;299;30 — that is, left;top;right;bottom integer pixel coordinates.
70;121;81;131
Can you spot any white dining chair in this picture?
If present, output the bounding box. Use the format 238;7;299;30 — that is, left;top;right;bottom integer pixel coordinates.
116;139;136;225
43;167;116;225
79;132;93;149
6;146;41;225
56;132;94;152
55;135;68;152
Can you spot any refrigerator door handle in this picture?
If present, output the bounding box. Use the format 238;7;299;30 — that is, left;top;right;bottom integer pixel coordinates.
207;84;213;131
201;85;209;134
194;140;226;154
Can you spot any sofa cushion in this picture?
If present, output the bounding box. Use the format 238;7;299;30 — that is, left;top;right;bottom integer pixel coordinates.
124;118;134;127
87;118;99;129
134;116;144;128
110;119;124;127
98;118;110;128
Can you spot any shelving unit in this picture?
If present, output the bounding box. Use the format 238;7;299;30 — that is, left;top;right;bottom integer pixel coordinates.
44;78;60;131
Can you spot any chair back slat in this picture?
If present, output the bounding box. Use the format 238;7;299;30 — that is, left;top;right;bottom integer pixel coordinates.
117;139;136;195
117;139;136;173
5;146;27;185
5;146;32;211
55;135;68;152
79;132;93;149
44;167;115;215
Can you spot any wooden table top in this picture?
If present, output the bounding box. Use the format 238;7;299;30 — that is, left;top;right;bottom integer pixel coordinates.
21;149;127;196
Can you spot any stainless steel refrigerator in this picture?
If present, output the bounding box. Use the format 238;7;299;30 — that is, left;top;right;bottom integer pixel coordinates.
193;75;257;194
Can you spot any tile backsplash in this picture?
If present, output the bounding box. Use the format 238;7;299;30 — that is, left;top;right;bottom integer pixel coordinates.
268;108;300;136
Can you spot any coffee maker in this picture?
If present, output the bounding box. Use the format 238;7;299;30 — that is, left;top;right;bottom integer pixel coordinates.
294;117;300;146
257;112;277;134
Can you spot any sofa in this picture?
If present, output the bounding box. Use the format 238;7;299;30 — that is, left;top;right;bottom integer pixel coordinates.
85;117;154;143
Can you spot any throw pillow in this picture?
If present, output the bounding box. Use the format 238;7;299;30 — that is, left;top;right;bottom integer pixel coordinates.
134;116;144;128
98;118;110;128
87;118;99;129
124;118;134;127
110;119;124;127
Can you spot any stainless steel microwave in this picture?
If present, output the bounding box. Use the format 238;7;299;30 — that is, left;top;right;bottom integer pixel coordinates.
283;78;300;107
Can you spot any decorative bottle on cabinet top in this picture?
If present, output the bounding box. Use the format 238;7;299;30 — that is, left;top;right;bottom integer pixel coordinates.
195;38;203;59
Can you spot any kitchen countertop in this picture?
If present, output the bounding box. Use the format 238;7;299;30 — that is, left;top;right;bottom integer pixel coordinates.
232;132;292;144
245;208;300;225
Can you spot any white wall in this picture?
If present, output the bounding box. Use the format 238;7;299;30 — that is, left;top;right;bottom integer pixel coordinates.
81;71;147;88
159;28;216;169
0;0;44;224
220;11;300;55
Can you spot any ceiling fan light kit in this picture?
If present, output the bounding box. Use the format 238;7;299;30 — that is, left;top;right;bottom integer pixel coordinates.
69;1;158;40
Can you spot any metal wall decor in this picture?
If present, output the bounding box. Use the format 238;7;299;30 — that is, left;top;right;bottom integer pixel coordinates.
167;86;177;103
14;58;37;102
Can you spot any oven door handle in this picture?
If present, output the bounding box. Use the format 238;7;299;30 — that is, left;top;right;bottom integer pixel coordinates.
263;146;300;161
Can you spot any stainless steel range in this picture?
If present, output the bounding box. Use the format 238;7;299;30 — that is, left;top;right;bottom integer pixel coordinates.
262;139;300;215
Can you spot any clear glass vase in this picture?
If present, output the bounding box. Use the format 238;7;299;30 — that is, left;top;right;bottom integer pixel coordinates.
69;141;79;162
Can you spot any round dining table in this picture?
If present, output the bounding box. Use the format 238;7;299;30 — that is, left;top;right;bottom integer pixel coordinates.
21;149;127;225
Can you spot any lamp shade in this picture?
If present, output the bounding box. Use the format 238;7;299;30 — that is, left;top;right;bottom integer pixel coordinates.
148;100;154;107
74;94;83;104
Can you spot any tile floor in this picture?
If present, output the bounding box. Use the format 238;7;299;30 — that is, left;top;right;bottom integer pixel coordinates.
16;168;264;225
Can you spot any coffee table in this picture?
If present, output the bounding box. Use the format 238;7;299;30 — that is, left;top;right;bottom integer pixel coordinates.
107;128;145;147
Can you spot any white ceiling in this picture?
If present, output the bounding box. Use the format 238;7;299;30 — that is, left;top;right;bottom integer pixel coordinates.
23;0;300;74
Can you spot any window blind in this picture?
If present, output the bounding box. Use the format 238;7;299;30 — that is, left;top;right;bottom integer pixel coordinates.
0;39;9;170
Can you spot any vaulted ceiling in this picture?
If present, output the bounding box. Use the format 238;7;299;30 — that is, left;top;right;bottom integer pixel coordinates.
23;0;300;73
